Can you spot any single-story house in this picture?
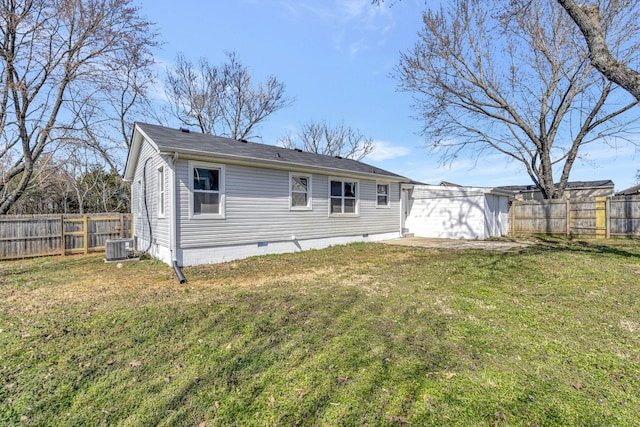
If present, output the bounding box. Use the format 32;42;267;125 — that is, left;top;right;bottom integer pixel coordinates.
403;184;512;240
123;123;411;267
497;180;614;201
615;184;640;196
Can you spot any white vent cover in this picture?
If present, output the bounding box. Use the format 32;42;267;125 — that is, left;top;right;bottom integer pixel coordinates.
105;238;135;261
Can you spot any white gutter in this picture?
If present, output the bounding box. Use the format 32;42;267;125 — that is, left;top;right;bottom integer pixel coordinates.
157;148;408;183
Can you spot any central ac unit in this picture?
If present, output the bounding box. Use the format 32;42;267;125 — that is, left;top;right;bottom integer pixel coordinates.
105;238;135;261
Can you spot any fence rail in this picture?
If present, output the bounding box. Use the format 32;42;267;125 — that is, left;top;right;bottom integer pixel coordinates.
0;213;133;260
511;196;640;238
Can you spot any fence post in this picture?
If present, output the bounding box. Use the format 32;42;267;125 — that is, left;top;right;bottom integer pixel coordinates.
566;199;570;236
595;197;606;239
60;215;65;256
83;214;88;254
605;197;611;239
119;213;125;238
510;201;515;236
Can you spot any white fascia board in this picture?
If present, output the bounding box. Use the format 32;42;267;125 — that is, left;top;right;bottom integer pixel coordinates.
157;148;409;183
487;188;517;198
123;124;160;182
415;184;515;198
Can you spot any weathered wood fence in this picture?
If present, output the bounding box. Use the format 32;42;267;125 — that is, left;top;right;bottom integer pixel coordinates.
510;196;640;238
0;213;133;260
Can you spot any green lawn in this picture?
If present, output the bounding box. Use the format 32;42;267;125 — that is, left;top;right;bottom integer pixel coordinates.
1;238;639;426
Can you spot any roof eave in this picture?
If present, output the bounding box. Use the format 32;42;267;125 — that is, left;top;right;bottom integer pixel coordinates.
123;124;158;182
123;130;142;181
157;146;409;182
488;188;517;197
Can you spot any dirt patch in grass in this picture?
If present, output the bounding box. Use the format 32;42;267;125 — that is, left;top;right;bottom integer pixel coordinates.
383;236;532;251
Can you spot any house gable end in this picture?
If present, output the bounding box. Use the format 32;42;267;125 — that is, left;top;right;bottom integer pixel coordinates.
124;123;161;182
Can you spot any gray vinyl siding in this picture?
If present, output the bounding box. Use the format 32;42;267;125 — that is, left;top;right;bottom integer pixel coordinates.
131;140;170;249
176;161;400;248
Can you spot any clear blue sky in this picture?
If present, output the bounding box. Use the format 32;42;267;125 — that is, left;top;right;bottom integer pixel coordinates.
138;0;639;191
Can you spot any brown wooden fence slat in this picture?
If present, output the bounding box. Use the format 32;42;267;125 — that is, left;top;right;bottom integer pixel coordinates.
0;213;133;260
511;196;640;238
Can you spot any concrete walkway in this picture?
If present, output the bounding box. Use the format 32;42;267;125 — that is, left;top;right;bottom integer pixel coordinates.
382;237;531;252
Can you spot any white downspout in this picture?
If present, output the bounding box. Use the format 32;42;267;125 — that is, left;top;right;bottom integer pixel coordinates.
169;151;186;283
399;190;406;237
170;151;179;262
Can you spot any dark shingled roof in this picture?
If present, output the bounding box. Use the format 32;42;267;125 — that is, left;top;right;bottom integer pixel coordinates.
135;122;407;180
497;180;614;193
615;184;640;196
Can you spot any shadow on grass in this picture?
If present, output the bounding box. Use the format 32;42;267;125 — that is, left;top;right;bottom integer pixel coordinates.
522;235;640;259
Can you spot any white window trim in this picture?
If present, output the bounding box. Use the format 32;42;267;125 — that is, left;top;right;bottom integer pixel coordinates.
376;182;391;208
136;179;143;218
188;160;225;220
157;165;166;218
289;173;313;211
328;177;359;217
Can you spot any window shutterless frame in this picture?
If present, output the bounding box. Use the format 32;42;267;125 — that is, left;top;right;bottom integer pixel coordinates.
188;160;225;219
376;182;390;208
157;166;165;217
328;177;359;216
290;173;312;210
136;179;143;217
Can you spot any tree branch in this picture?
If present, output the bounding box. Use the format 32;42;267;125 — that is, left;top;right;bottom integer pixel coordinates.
557;0;640;101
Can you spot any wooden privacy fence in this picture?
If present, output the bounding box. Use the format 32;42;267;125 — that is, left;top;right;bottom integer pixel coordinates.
510;196;640;238
0;213;133;260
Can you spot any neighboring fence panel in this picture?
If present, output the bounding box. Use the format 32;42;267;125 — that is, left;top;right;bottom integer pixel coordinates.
511;196;640;238
569;198;604;237
510;199;569;235
609;196;640;237
0;213;133;260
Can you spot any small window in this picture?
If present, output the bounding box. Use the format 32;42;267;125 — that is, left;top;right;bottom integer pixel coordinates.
189;161;225;218
136;179;142;217
329;178;359;215
290;174;312;210
377;183;390;207
157;166;165;217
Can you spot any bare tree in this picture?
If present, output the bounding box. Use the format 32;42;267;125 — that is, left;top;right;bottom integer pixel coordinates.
557;0;640;101
5;153;73;214
66;46;157;174
555;0;640;184
9;148;129;214
278;120;375;160
164;51;293;140
89;171;128;213
0;0;157;214
62;148;103;215
373;0;640;101
395;0;638;199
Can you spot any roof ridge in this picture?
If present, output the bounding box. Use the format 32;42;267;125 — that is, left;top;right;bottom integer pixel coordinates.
133;122;409;180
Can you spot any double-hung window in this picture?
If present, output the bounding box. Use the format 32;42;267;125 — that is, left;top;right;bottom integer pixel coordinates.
290;173;312;210
330;178;358;215
376;183;390;207
136;179;143;217
189;161;225;218
157;166;165;217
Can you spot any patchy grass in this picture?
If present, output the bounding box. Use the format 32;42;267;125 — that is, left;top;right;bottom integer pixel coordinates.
1;238;640;426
